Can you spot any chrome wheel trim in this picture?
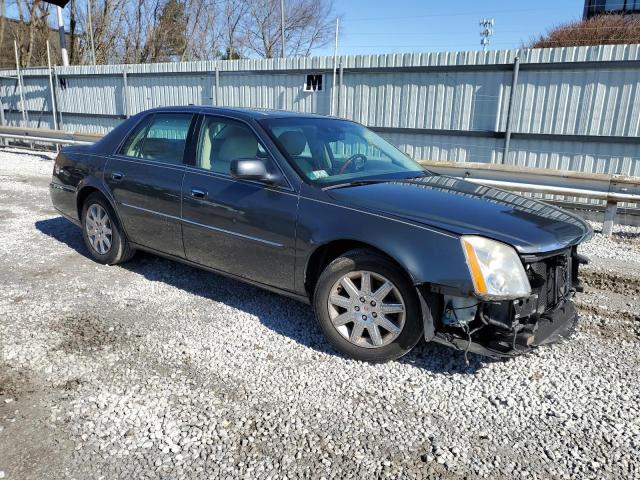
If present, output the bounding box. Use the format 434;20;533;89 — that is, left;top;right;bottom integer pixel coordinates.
327;270;406;349
85;203;113;255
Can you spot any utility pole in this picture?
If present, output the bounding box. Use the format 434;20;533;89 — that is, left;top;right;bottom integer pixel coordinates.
479;18;494;52
56;5;69;66
87;0;97;64
280;0;286;57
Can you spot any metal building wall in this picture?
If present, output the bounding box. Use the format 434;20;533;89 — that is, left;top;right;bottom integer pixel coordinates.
219;72;332;114
0;44;639;176
340;70;510;132
508;68;640;136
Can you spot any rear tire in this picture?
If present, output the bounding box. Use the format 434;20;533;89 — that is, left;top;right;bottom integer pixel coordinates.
81;192;135;265
313;249;423;362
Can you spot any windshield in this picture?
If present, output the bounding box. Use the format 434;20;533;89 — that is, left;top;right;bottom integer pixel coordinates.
259;117;425;187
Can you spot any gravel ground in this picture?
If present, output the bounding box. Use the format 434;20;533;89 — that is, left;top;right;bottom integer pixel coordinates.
1;147;639;479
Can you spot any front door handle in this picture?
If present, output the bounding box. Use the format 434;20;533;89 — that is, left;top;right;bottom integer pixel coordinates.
190;188;207;199
111;172;124;181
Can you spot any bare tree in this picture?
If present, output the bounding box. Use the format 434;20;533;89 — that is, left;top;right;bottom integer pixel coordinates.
241;0;334;58
73;0;129;64
144;0;187;61
1;0;336;67
180;0;217;60
219;0;246;59
282;0;335;57
127;0;149;62
69;0;78;63
3;0;52;67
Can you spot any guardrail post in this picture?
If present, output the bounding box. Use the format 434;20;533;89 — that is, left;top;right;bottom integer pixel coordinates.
503;56;520;165
602;200;617;236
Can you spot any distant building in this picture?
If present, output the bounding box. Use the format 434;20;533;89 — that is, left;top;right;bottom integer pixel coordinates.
584;0;640;19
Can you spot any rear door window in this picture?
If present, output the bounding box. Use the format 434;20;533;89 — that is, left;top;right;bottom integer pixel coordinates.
119;113;193;165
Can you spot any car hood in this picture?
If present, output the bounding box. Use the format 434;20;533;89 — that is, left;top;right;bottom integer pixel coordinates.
326;175;592;254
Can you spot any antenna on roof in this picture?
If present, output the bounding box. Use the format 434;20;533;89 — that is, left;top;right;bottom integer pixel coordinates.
479;18;495;52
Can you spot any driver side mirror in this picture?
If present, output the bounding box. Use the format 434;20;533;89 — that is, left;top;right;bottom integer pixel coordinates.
230;158;280;184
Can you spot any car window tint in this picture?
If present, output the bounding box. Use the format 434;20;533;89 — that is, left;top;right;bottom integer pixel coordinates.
268;126;317;175
328;130;386;162
120;114;193;164
118;116;152;157
260;117;423;186
196;117;272;175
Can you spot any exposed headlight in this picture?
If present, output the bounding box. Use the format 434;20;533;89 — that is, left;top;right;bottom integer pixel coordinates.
461;236;531;300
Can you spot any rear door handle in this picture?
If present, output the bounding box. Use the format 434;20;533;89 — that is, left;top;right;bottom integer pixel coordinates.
190;188;207;199
111;172;124;181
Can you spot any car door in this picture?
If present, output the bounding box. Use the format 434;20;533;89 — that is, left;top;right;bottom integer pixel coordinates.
104;112;195;258
181;115;298;291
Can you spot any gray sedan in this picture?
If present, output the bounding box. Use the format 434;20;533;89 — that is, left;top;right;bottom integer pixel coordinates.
50;106;592;362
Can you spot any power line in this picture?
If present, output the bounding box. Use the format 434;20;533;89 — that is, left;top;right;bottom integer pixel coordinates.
345;8;560;22
332;5;640;55
334;38;640;50
344;25;640;36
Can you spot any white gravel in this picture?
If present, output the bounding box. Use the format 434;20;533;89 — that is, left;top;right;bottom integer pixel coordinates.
581;222;640;262
1;147;639;479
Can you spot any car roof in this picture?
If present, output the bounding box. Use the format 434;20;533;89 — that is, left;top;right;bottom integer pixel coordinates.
145;105;333;121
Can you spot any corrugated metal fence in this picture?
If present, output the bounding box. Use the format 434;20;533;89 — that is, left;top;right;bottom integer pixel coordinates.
1;44;639;177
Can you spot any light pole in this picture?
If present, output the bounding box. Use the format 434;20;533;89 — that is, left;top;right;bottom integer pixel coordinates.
331;17;339;116
280;0;286;57
56;6;69;66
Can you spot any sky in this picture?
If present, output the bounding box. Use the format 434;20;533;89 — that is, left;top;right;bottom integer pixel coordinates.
314;0;587;56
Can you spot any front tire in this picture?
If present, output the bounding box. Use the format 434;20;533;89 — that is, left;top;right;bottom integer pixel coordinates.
313;249;423;362
81;192;134;265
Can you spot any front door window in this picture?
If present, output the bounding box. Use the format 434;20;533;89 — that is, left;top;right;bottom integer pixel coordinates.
195;117;274;176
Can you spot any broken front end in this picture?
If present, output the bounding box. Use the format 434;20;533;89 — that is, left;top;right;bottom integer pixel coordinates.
424;236;589;358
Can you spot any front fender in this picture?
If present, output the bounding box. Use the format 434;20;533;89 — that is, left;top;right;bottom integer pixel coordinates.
295;194;475;296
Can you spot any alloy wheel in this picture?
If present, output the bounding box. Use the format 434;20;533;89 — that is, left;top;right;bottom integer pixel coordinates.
327;270;406;348
85;203;113;255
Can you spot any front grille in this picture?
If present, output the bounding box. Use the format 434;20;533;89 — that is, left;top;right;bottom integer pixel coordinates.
525;249;573;314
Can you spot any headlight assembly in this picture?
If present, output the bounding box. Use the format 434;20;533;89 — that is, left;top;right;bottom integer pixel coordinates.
461;235;531;300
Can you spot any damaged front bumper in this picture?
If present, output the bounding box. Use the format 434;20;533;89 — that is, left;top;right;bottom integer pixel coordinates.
420;246;587;359
429;297;579;359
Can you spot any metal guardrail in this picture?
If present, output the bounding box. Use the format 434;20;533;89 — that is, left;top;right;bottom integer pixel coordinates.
0;125;100;145
1;126;639;235
420;160;640;199
420;160;640;235
419;161;640;202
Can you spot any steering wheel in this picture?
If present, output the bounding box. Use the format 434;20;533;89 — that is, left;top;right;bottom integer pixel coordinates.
339;153;368;174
